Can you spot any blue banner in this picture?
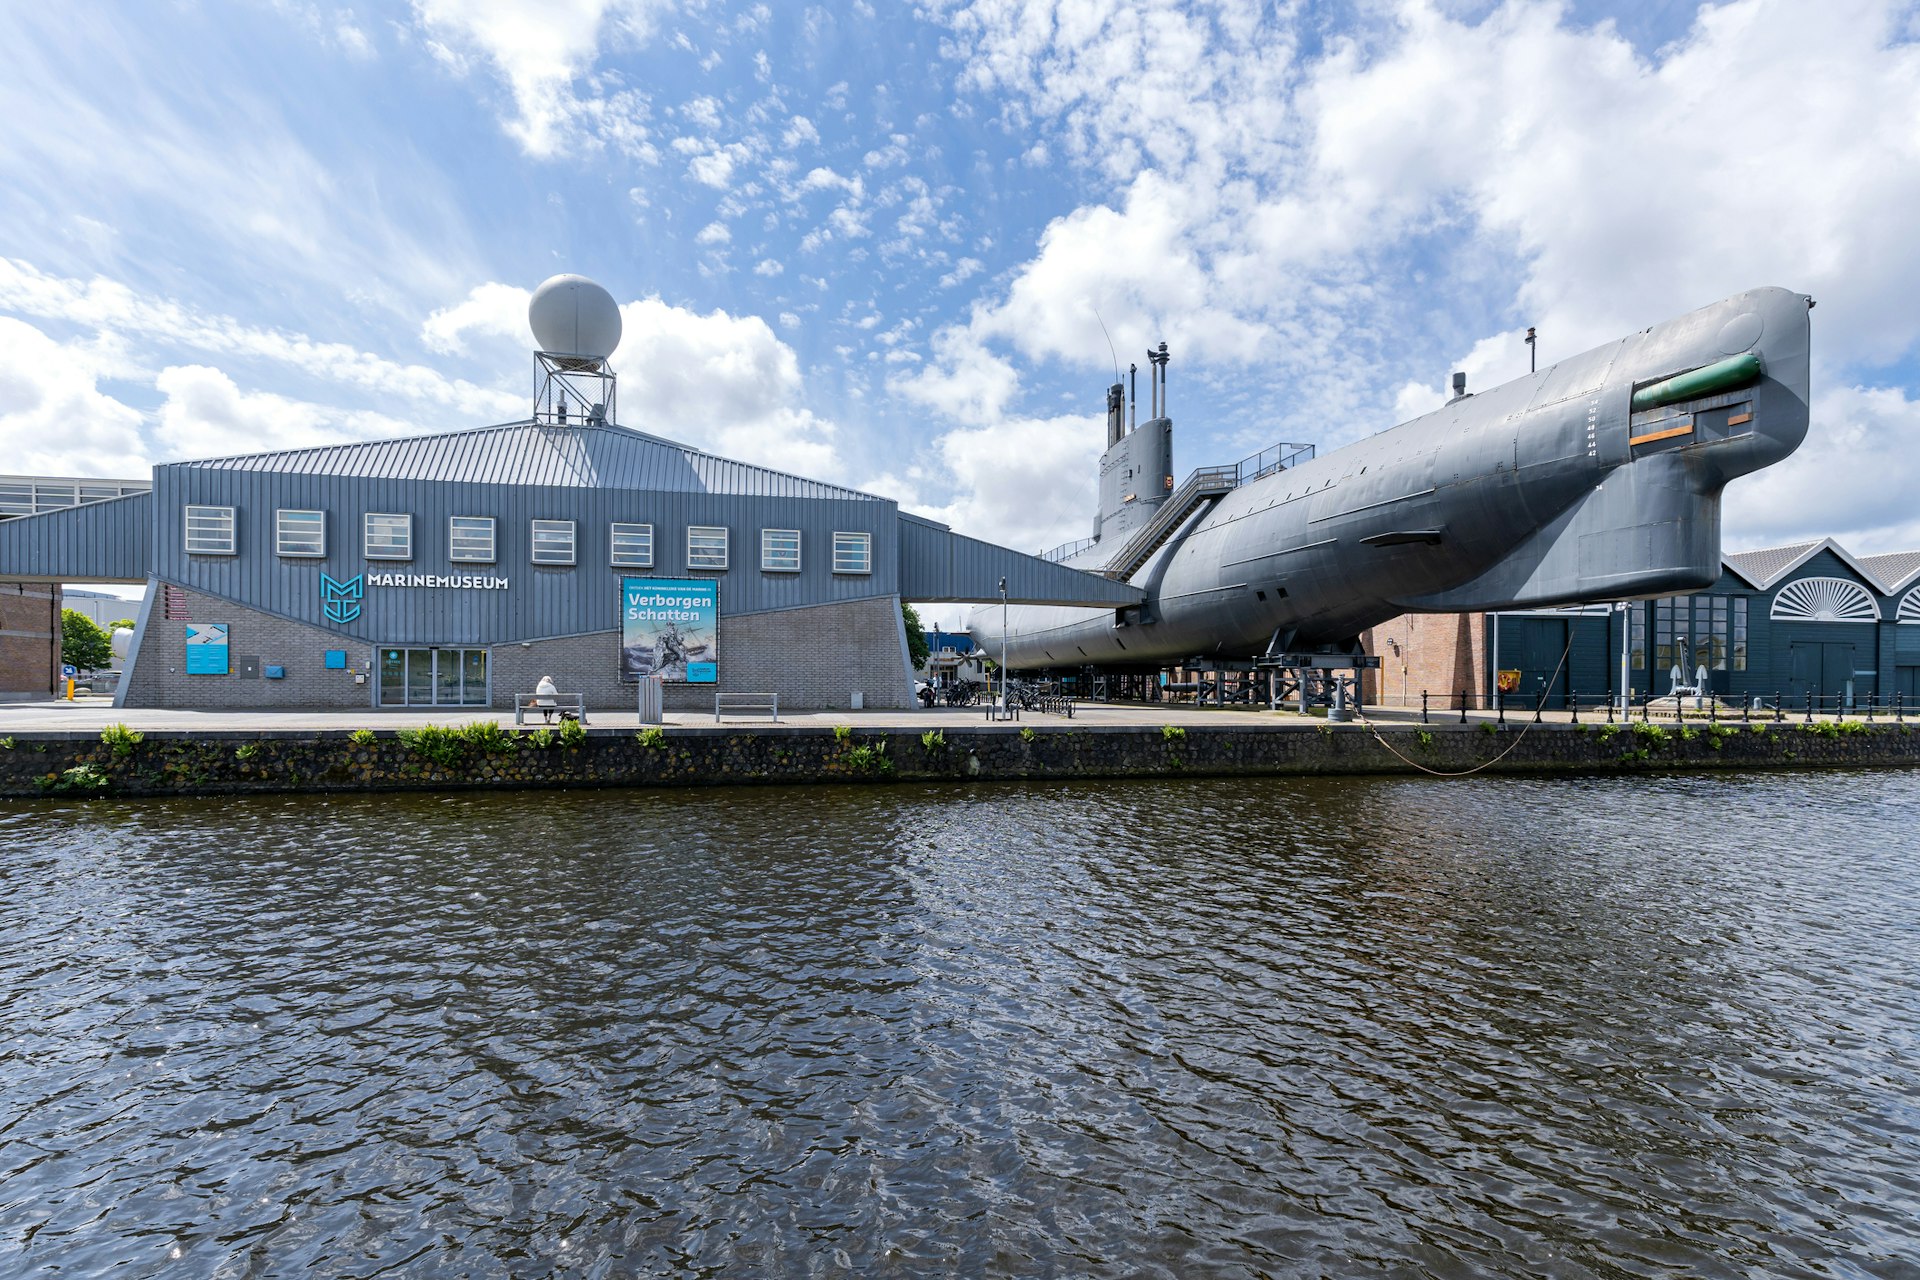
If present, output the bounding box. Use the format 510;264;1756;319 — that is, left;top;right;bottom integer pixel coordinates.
185;623;229;675
620;579;718;683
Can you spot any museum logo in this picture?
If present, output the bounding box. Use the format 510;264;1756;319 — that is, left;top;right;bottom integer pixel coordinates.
320;573;364;624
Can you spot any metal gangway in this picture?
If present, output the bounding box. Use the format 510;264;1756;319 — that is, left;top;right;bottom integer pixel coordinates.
1092;440;1317;582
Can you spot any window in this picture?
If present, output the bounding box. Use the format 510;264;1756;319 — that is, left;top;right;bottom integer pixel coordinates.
1732;597;1749;671
761;528;801;573
832;531;872;575
1630;603;1645;671
275;509;325;557
365;512;412;560
687;525;729;570
611;522;653;568
449;516;495;563
185;505;237;555
531;519;576;566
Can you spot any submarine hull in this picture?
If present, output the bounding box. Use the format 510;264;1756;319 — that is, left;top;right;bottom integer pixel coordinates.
970;287;1812;670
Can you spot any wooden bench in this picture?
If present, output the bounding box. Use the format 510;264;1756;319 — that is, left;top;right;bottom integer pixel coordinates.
515;692;588;725
715;691;779;722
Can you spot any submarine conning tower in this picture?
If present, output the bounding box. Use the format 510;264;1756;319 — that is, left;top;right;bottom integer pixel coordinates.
1093;341;1175;545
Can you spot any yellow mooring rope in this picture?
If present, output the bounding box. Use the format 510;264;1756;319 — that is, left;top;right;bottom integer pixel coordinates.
1346;632;1577;777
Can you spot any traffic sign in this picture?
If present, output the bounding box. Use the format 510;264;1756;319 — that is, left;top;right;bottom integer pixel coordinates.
61;664;77;678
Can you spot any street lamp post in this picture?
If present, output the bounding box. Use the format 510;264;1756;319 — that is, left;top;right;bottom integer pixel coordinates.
998;577;1009;713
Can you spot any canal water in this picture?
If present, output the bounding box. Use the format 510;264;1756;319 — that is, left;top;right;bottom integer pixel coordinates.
3;772;1916;1278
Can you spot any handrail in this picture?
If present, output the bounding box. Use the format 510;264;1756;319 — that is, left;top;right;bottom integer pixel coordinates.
1040;535;1099;563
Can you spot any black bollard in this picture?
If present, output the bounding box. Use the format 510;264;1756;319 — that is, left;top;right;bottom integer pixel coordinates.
1805;690;1814;723
1571;689;1579;724
1421;690;1430;724
1775;691;1785;723
1459;690;1467;725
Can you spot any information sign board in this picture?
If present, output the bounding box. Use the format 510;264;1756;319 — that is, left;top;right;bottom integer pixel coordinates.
620;579;717;683
185;623;230;675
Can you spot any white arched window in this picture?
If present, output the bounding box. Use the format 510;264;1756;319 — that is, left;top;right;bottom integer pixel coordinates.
1899;585;1920;623
1769;576;1879;623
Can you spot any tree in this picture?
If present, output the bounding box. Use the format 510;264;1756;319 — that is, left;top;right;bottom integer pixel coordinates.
61;609;112;671
109;617;137;633
900;601;931;670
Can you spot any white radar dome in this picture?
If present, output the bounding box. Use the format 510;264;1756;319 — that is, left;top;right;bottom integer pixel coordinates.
528;274;623;365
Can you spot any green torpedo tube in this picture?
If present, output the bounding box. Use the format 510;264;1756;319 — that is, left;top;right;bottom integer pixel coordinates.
1631;352;1764;411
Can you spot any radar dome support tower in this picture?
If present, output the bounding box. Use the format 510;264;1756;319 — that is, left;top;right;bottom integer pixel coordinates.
528;274;623;426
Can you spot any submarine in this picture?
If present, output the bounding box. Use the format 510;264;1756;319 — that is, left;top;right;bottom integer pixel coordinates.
968;286;1812;671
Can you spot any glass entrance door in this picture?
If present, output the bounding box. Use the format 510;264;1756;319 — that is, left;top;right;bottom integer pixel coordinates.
376;648;490;706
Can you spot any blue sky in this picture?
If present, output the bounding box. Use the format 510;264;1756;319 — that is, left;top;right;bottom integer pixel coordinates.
4;0;1919;586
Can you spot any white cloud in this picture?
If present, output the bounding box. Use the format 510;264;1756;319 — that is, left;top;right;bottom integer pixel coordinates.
1727;381;1920;553
687;142;753;188
938;257;983;288
410;0;668;158
681;94;723;129
0;259;521;421
0;318;147;476
154;364;417;461
919;411;1102;553
421;281;533;354
754;258;785;276
696;220;732;245
617;297;844;478
781;115;819;149
914;0;1920;554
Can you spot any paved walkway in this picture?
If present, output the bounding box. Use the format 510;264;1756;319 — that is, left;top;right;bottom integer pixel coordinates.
1;694;1900;735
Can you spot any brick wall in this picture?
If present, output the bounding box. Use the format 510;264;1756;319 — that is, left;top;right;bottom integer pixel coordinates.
121;584;914;712
120;584;377;708
1362;612;1488;708
492;594;913;713
0;583;61;696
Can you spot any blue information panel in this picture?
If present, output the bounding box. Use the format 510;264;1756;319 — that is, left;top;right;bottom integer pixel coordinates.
619;579;717;683
185;623;229;675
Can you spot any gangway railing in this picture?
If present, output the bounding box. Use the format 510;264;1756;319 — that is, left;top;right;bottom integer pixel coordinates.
1039;535;1099;564
1041;439;1317;582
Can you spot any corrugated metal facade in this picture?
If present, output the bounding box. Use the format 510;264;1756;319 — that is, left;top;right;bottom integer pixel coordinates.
0;493;151;582
153;465;901;646
898;514;1144;607
179;421;876;500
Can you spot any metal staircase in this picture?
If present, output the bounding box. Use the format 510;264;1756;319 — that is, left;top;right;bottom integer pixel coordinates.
1095;440;1318;581
1097;465;1239;580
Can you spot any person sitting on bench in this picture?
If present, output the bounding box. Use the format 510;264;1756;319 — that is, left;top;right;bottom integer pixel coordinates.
534;674;560;723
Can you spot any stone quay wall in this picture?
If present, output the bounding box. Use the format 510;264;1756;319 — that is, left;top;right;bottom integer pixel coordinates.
5;719;1919;799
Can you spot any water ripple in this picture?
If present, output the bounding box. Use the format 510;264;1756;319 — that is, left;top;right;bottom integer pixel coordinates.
1;774;1916;1277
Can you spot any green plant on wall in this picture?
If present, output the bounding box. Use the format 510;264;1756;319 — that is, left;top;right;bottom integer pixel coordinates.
99;723;143;758
833;724;853;743
350;728;377;746
1161;725;1186;742
526;728;555;749
1020;727;1035;743
637;726;667;749
459;721;518;754
846;741;893;775
559;717;587;747
920;729;946;752
42;764;110;795
234;743;260;762
396;724;467;768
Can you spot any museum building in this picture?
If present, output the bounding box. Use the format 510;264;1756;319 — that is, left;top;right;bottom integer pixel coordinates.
0;277;1140;712
1364;538;1920;711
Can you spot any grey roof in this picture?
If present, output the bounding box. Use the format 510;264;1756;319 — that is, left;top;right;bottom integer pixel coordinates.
1723;540;1821;588
1858;549;1920;593
171;421;882;502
